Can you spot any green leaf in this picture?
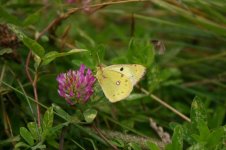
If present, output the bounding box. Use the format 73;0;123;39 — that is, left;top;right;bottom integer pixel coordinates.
23;11;40;26
208;106;226;129
166;125;183;150
0;48;13;55
48;122;69;135
146;141;160;150
110;139;124;148
52;104;71;121
70;115;80;124
83;109;97;123
191;120;210;143
14;142;30;149
190;96;207;130
197;120;210;142
182;96;208;145
42;107;54;132
182;123;196;145
27;122;40;141
34;54;42;70
7;24;25;40
41;49;87;66
22;36;45;58
20;127;34;146
206;127;224;149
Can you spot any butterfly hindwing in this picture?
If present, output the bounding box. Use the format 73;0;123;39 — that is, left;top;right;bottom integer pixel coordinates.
96;68;133;103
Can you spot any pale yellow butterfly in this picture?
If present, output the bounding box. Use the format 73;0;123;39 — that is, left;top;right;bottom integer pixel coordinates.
96;64;146;103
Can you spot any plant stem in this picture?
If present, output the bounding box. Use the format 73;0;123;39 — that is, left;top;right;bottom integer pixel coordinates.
25;51;33;83
33;73;41;127
59;127;67;150
25;51;41;127
138;86;191;122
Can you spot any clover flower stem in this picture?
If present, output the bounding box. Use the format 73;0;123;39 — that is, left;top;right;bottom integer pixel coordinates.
33;73;41;128
25;51;33;83
25;51;41;128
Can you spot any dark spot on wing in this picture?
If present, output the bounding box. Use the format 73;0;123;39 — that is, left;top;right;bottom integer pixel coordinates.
121;74;124;77
120;67;124;71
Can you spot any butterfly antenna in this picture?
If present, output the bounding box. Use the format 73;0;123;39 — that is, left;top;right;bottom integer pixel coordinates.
96;52;101;66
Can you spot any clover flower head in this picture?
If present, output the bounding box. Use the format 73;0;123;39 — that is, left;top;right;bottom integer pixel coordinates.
56;64;96;105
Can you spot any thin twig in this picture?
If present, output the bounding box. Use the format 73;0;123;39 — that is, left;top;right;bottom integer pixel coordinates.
50;35;75;49
138;86;191;122
60;25;71;49
59;127;67;150
25;47;41;127
25;51;33;83
25;53;41;127
33;73;41;127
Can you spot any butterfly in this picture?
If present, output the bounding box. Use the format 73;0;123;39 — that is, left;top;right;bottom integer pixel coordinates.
96;64;146;103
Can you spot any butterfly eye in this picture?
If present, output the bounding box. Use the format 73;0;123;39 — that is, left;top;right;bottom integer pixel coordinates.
120;67;124;71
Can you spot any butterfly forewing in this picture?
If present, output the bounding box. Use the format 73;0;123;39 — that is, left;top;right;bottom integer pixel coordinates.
104;64;146;85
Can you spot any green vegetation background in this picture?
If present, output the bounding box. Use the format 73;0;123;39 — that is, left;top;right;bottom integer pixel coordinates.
0;0;225;149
